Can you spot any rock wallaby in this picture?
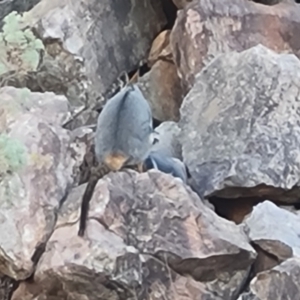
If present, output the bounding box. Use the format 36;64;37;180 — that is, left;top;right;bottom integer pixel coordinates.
143;150;187;183
78;75;154;237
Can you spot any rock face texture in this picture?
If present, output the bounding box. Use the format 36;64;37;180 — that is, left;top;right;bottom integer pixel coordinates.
2;0;300;298
0;0;166;130
0;87;85;280
171;0;300;91
12;170;256;300
239;258;300;300
180;45;300;202
23;0;166;105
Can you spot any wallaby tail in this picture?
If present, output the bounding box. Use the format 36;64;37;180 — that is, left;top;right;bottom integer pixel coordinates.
78;178;98;237
78;164;111;237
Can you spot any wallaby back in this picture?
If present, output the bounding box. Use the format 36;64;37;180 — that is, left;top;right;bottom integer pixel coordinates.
95;84;153;170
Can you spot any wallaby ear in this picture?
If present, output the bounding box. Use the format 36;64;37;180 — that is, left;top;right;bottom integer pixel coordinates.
118;71;130;88
185;164;191;179
149;130;160;145
153;137;159;145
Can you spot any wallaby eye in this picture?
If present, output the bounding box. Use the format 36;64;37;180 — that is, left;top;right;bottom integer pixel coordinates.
153;137;159;145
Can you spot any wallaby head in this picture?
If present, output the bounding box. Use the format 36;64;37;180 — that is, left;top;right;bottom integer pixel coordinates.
144;151;188;183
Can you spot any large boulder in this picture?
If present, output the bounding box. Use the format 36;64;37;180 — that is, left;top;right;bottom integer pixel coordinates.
179;45;300;203
12;170;256;299
0;86;85;280
170;0;300;91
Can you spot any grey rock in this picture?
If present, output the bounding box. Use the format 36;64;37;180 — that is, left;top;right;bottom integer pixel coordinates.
22;0;167;106
244;201;300;262
179;44;300;203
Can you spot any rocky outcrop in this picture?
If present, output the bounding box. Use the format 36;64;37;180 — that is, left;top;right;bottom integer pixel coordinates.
11;170;256;299
171;0;300;91
180;44;300;203
1;0;300;298
22;0;167;105
0;1;166;130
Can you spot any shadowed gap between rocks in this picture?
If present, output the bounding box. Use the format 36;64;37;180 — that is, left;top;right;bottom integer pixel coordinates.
0;275;19;300
251;0;282;5
205;183;300;224
251;0;300;5
160;0;178;29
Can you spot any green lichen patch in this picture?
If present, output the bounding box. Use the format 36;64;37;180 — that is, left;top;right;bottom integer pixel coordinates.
0;134;27;176
0;11;45;76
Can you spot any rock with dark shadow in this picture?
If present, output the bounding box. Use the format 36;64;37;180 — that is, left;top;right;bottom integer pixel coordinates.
179;45;300;204
12;170;256;299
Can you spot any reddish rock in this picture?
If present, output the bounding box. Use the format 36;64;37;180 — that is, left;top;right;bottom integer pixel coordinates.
138;60;183;122
171;0;300;91
148;30;172;67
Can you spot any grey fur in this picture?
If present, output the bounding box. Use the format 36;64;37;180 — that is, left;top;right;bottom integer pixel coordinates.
95;84;153;166
144;150;187;183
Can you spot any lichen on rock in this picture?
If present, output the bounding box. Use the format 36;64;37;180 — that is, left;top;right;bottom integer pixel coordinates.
0;133;27;176
0;11;44;77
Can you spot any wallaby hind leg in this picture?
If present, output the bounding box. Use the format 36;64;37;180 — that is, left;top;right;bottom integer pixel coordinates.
78;164;111;237
137;162;145;173
127;162;145;173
